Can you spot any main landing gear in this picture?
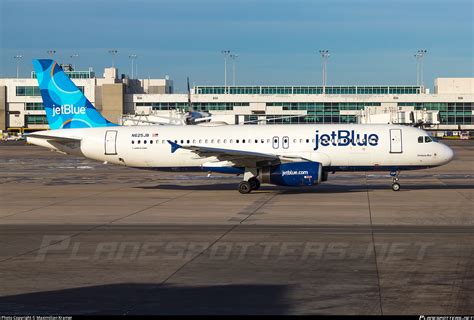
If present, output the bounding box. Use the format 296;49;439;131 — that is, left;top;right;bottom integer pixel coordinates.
238;177;261;194
238;168;260;194
390;170;401;191
249;177;261;190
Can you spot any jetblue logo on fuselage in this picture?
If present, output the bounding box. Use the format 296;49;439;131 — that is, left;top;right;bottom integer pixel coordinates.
52;104;86;117
282;170;309;176
314;130;379;150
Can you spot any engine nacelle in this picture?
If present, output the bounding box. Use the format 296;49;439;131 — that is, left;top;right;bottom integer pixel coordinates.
261;162;322;187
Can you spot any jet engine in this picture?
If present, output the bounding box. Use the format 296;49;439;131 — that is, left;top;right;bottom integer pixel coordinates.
260;162;322;186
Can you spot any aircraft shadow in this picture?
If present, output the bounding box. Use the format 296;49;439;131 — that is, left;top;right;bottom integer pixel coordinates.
138;183;474;194
0;283;290;315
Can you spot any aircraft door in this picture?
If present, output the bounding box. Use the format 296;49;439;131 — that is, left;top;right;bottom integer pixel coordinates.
105;130;118;155
389;129;402;153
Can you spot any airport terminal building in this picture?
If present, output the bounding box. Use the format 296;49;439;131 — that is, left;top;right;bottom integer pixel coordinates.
0;65;473;133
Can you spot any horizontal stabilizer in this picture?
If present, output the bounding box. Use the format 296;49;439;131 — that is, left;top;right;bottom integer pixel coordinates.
25;133;82;143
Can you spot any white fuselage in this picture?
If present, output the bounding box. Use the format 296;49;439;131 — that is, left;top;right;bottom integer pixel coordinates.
27;124;454;172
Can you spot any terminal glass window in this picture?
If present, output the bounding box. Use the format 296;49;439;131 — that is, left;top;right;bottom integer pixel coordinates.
25;103;44;110
16;86;84;96
195;86;421;95
25;115;48;124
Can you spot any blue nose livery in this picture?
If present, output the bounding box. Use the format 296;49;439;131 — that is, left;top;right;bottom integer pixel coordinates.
32;59;117;129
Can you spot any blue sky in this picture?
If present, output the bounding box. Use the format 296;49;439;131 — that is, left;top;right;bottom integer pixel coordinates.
0;0;473;92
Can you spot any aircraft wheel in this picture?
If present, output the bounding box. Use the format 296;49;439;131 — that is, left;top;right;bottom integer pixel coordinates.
238;181;252;194
391;182;401;191
249;177;260;190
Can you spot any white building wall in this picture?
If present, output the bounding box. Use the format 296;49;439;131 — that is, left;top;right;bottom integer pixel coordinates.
435;78;474;94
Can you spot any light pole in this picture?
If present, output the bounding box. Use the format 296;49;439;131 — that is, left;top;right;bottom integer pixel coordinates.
319;50;330;94
129;54;137;79
13;55;23;79
230;53;238;86
414;49;427;89
108;49;118;68
70;54;79;70
221;50;231;93
46;50;56;58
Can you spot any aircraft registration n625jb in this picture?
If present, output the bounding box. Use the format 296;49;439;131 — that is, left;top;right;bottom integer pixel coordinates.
26;59;454;193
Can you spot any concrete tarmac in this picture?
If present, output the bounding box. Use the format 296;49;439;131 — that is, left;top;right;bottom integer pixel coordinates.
0;140;473;314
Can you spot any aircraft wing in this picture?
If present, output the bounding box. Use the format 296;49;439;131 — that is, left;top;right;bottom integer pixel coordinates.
167;140;310;167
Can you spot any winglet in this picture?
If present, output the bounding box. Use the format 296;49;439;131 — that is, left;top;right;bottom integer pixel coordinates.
167;140;182;153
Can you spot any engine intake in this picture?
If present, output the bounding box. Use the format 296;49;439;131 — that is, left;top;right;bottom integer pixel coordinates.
261;162;322;186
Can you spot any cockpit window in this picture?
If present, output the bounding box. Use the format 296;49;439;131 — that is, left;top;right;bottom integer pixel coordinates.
424;136;433;143
418;136;424;143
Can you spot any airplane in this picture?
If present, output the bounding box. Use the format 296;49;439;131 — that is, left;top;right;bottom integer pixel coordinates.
26;59;454;193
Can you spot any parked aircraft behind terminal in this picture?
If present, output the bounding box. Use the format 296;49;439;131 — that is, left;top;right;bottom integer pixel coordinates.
26;60;454;193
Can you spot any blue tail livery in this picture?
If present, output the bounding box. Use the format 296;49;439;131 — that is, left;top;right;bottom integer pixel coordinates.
32;59;118;129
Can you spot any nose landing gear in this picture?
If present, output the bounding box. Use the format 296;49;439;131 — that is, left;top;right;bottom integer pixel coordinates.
390;170;401;191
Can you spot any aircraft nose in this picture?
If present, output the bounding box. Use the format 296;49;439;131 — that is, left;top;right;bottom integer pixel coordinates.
441;144;454;163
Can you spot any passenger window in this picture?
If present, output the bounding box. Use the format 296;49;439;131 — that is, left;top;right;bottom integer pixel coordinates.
255;139;258;143
425;136;432;143
236;139;240;143
192;139;196;143
306;139;309;143
418;136;424;143
138;140;141;144
261;139;265;143
205;139;208;143
224;139;227;143
150;140;153;144
180;140;184;144
242;139;246;143
199;139;202;143
299;139;303;143
230;139;233;143
144;140;147;144
217;139;220;143
211;139;214;143
131;140;135;144
187;140;190;144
